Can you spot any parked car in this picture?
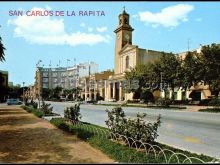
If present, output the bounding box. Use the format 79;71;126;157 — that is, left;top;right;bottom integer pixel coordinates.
6;98;22;105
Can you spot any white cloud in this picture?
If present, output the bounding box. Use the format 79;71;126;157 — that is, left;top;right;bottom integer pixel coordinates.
195;18;202;22
97;26;107;32
80;22;86;27
136;4;194;28
88;27;93;32
45;5;52;10
8;7;110;46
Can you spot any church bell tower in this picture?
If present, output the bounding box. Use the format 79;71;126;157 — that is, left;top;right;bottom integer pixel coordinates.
114;7;134;74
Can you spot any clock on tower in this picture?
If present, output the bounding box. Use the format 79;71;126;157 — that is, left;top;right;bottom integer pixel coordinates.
114;8;134;74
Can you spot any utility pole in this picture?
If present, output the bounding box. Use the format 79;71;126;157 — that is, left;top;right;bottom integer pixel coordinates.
66;59;70;89
160;72;163;91
23;82;25;103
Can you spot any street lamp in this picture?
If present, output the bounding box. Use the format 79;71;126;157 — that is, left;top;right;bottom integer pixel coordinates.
23;82;25;103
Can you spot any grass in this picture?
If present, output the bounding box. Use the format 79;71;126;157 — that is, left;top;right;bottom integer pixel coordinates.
198;108;220;113
50;118;216;164
21;105;60;118
21;105;44;118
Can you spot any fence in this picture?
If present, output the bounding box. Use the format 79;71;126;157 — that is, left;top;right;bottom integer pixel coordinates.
62;119;219;164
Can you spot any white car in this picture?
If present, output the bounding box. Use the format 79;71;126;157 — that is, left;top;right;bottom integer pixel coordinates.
7;98;22;105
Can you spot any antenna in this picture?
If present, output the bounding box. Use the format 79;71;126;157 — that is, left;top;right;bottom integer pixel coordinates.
187;38;190;52
74;58;76;67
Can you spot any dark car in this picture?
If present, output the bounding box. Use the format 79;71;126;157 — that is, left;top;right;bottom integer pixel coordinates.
6;98;22;105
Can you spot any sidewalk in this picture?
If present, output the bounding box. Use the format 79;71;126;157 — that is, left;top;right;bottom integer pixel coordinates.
0;105;114;163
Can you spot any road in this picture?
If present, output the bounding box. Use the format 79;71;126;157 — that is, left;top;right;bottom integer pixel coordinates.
46;101;220;159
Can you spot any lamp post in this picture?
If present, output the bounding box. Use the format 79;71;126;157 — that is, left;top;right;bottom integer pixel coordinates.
23;82;25;103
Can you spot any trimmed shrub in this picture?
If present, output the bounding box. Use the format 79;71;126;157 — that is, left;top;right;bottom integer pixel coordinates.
155;98;171;107
33;109;44;118
50;118;69;131
21;105;43;118
50;118;214;164
208;98;220;109
64;103;81;122
105;106;161;143
25;100;38;109
40;101;53;115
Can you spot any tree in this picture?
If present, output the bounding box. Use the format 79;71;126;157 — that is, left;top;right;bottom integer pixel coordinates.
51;86;63;99
154;52;182;100
42;88;52;100
180;51;201;91
125;64;156;102
0;72;8;102
0;36;6;62
72;87;82;100
198;43;220;97
0;35;6;102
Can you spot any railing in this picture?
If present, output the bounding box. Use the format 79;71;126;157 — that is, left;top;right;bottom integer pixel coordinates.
65;119;219;164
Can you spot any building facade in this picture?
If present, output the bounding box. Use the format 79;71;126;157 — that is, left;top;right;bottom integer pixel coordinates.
80;70;114;101
105;9;164;101
104;9;213;102
34;62;98;99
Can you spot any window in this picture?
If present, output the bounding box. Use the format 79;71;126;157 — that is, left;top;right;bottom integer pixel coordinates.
124;18;128;24
43;78;48;82
52;73;57;77
43;83;48;88
126;56;129;69
43;72;48;77
61;72;66;77
119;19;122;25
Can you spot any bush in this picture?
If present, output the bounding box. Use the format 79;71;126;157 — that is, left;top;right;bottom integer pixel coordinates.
127;100;140;103
33;109;44;118
25;100;38;109
64;103;81;123
199;108;220;113
50;118;69;131
105;106;161;143
198;99;211;106
40;101;53;115
50;118;214;163
208;98;220;109
155;98;171;107
172;99;190;105
21;105;43;118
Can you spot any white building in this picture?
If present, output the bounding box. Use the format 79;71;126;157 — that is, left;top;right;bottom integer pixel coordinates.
35;62;99;96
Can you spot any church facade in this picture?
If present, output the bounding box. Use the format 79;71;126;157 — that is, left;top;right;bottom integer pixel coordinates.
104;9;164;101
104;9;212;102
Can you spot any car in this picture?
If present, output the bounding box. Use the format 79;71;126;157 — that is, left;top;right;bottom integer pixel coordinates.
6;98;22;105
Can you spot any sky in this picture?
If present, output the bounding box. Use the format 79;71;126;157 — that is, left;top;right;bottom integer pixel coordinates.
0;1;220;86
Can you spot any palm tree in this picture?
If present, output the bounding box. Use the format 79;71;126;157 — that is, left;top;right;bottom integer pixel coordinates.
0;36;6;62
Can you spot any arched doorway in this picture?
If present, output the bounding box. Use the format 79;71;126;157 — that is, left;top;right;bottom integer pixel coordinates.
189;90;201;101
91;93;94;100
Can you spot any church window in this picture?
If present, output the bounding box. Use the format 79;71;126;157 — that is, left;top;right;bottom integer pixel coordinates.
124;18;128;24
126;56;129;69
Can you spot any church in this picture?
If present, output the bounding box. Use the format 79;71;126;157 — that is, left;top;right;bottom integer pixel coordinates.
104;9;164;101
29;9;213;102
